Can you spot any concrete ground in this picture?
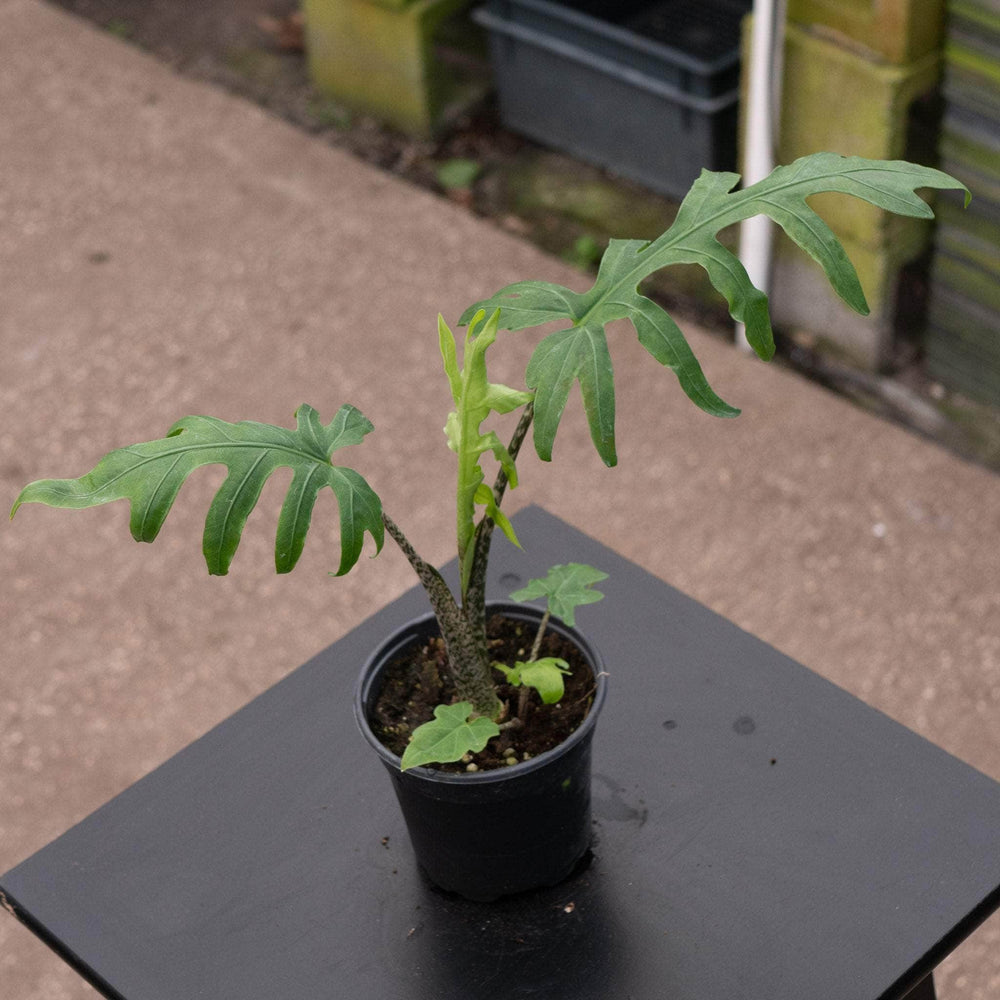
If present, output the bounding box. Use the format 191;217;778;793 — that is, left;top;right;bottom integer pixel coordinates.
1;2;998;997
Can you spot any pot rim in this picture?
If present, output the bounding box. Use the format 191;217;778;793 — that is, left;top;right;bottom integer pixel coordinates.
354;600;608;785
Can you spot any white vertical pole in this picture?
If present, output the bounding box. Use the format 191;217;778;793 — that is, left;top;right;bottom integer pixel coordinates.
737;0;785;352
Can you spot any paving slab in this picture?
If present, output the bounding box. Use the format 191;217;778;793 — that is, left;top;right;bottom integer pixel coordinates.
1;2;998;998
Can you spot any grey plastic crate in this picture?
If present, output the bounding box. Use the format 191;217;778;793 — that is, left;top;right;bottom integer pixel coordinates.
475;0;747;198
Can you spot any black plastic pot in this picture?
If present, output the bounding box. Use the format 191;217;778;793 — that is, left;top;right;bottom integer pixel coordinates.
354;601;608;901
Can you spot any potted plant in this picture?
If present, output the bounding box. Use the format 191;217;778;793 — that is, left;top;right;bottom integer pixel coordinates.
11;153;966;900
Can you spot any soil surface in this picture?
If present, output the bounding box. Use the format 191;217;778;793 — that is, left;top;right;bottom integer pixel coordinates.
372;613;597;772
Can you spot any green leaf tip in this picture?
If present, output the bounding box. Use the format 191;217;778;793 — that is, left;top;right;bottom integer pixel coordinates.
14;403;383;578
400;702;500;771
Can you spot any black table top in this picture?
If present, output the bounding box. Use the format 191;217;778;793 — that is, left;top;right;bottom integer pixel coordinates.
3;507;999;1000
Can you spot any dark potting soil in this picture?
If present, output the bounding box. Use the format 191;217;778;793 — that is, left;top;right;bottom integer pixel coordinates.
371;613;597;773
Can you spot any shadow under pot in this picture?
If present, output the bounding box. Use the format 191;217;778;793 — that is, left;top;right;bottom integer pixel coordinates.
354;600;608;902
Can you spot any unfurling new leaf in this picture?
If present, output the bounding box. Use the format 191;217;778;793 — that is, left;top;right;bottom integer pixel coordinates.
11;403;384;576
439;309;533;590
461;153;969;466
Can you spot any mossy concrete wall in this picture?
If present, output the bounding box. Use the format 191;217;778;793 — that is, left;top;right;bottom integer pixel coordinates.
303;0;471;135
786;0;946;65
742;17;945;368
924;0;1000;404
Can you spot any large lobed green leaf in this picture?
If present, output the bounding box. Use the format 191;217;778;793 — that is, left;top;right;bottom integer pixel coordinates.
12;403;383;576
461;154;968;466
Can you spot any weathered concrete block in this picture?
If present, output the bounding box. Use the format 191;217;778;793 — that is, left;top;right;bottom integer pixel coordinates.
786;0;946;65
778;22;942;248
303;0;472;135
769;230;925;368
740;21;944;366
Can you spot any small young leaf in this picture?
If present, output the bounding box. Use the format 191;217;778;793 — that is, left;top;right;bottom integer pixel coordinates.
520;658;571;704
11;404;383;576
400;702;500;771
495;658;571;704
510;562;608;626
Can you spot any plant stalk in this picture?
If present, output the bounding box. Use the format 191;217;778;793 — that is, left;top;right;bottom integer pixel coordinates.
528;608;550;663
382;510;500;718
517;599;550;723
464;401;534;638
381;401;534;721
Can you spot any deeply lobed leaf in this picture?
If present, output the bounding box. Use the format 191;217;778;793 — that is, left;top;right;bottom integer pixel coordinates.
461;153;968;465
12;403;383;576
